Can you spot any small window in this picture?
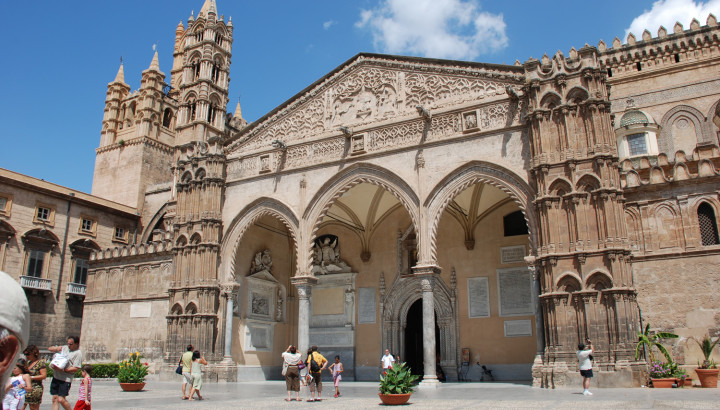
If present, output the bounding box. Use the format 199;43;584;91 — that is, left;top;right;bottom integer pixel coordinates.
504;210;529;237
636;62;642;71
37;207;50;221
698;203;720;246
26;249;45;278
0;194;10;216
626;133;647;156
73;259;89;285
79;216;97;236
114;227;127;242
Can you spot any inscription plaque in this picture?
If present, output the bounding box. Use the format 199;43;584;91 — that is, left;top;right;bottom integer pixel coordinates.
500;245;525;264
130;302;151;318
497;267;533;316
467;277;490;318
504;319;533;337
358;287;376;324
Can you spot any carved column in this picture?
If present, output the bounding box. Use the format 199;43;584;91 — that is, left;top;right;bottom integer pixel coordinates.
292;276;318;355
220;283;239;360
413;265;441;388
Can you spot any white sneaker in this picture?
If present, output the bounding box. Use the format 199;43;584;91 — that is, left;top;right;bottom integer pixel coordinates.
583;391;593;396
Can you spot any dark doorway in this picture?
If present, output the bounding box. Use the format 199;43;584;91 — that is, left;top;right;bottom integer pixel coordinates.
404;299;439;378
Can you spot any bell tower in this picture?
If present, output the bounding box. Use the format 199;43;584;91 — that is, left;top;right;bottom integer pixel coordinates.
91;52;176;211
173;0;233;146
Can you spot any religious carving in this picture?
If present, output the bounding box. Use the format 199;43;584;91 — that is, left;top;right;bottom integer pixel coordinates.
251;292;269;316
249;249;273;275
312;234;352;275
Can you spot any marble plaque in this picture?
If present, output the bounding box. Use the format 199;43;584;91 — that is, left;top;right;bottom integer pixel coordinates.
251;292;270;316
500;245;526;264
129;302;151;318
467;277;490;318
504;319;533;337
244;321;273;351
497;267;533;316
313;288;345;315
358;287;376;324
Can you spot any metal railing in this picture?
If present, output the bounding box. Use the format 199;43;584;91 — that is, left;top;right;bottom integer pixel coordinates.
19;276;52;291
66;282;86;296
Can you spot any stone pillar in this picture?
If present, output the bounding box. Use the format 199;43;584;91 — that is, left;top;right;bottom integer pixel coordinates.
413;265;441;388
220;283;239;360
292;276;318;355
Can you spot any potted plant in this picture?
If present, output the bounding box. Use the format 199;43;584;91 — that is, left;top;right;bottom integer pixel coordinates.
648;361;676;388
117;352;149;391
379;362;419;405
693;334;720;388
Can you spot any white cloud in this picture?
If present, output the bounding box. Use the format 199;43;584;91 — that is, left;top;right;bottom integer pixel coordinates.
355;0;508;60
626;0;720;38
323;20;337;30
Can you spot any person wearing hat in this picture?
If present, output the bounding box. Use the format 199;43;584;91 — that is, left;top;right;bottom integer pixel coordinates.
0;271;30;390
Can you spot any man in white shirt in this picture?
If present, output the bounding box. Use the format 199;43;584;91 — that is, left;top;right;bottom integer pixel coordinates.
576;341;594;396
48;336;83;410
381;349;395;374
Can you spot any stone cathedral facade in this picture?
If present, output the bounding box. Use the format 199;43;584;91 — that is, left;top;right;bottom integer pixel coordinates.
78;0;720;387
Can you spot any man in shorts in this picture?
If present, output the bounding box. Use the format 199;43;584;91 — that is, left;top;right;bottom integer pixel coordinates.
577;340;594;396
381;349;395;375
48;336;83;410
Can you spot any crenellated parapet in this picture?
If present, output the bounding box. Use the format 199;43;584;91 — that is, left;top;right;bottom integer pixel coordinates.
596;14;719;82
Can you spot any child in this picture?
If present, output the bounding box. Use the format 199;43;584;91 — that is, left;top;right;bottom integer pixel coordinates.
73;364;92;410
3;359;31;410
328;355;343;398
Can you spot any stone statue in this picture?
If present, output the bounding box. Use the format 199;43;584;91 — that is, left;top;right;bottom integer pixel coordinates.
276;288;283;321
312;235;351;275
250;249;273;275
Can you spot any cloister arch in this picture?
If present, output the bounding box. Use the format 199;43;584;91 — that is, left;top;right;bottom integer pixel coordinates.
425;161;537;263
220;198;299;283
303;163;420;274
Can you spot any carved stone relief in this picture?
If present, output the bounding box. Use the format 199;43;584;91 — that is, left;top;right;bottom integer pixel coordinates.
312;234;352;275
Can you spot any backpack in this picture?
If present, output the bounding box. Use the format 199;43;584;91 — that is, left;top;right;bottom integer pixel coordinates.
310;354;320;372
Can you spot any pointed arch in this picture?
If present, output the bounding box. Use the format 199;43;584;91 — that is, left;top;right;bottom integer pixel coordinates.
140;203;170;243
585;270;613;290
425;161;536;263
548;177;573;196
540;91;563;108
303;163;420;274
220;197;300;282
566;86;589;104
555;272;582;292
575;174;601;192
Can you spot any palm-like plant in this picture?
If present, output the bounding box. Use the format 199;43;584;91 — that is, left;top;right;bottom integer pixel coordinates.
379;362;419;395
635;324;678;363
692;334;719;369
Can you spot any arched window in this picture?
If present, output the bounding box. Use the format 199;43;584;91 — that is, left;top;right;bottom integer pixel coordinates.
211;64;219;84
190;61;200;81
698;202;719;246
206;104;216;125
162;108;173;128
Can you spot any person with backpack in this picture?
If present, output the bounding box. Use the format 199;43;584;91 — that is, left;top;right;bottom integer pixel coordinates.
305;345;327;402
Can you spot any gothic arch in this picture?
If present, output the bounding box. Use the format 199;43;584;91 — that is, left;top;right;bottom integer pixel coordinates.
566;86;589;103
585;270;613;290
555;272;582;292
382;275;458;374
659;105;707;155
548;177;573;195
575;174;601;191
220;197;300;282
140;203;170;243
425;161;537;263
540;91;563;108
303;163;420;274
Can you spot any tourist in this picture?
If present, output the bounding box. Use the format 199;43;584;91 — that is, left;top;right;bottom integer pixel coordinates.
577;340;594;396
281;345;302;401
180;344;194;400
3;359;31;410
0;271;30;389
381;349;395;374
306;345;327;402
22;345;46;410
48;336;83;410
302;349;314;401
72;364;92;410
188;351;207;401
328;355;343;398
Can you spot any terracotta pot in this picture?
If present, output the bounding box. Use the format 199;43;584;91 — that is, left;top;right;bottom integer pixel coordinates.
651;378;675;388
378;393;412;405
119;382;146;391
695;368;720;388
676;377;690;387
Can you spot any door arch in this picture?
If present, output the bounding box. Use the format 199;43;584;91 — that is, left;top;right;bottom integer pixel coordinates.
381;274;458;380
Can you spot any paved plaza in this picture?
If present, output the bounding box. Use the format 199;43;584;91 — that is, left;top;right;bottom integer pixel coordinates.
34;380;720;409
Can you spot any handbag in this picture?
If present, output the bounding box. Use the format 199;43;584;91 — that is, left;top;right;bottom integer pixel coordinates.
298;361;305;370
175;359;183;375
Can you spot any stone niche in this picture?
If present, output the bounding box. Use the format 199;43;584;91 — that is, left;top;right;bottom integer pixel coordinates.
309;272;357;380
242;269;286;352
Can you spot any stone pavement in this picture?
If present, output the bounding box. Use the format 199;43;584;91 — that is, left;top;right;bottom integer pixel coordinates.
36;380;720;409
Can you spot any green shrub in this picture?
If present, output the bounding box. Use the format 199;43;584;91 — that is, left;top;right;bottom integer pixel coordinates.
46;363;119;378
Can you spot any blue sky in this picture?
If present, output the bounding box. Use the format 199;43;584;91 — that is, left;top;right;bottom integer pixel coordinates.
1;0;718;194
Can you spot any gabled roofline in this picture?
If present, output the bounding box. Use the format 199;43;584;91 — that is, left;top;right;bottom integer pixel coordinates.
224;52;524;147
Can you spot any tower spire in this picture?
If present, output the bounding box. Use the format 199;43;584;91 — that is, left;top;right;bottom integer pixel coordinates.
148;50;160;72
113;62;126;84
234;101;243;120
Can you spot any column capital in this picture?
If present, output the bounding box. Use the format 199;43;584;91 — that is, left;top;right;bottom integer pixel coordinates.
219;282;240;298
292;275;318;300
410;263;441;276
